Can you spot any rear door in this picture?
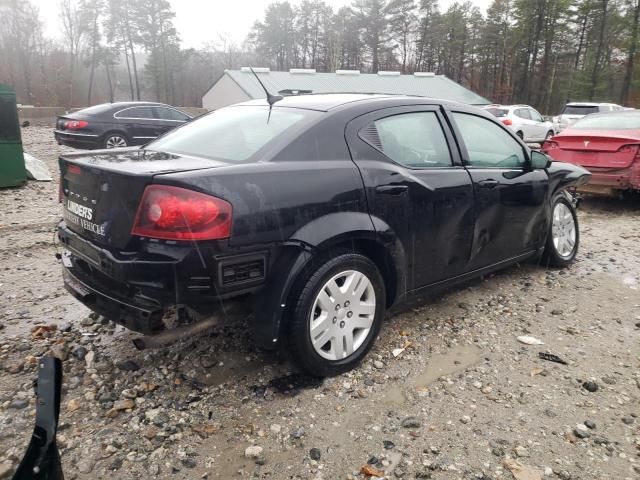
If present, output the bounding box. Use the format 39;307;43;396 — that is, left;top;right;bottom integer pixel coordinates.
448;110;548;270
114;106;161;144
346;105;475;289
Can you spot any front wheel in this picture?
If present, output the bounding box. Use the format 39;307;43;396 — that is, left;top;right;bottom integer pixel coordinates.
542;194;579;267
288;253;385;377
545;130;554;141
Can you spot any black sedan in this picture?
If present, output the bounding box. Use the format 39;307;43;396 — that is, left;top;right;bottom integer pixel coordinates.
54;101;192;150
57;94;590;376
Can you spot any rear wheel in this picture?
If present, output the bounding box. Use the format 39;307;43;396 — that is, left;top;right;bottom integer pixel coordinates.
542;194;579;267
288;253;385;377
516;131;524;140
545;130;554;140
104;133;128;149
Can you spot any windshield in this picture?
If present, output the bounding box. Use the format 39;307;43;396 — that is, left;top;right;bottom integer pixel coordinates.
562;105;598;115
572;113;640;130
485;107;509;118
147;105;319;162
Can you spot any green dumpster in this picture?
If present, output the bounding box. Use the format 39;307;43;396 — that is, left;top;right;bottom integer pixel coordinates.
0;83;27;187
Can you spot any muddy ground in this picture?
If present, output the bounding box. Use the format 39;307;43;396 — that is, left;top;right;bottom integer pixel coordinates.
0;127;638;480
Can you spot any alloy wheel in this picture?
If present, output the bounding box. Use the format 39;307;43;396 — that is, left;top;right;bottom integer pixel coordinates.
551;202;576;258
105;135;127;148
309;270;376;361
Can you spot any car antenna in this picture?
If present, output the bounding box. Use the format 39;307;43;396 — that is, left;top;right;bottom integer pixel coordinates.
250;67;282;123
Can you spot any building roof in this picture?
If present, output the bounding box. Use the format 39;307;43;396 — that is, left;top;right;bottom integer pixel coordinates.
216;69;491;105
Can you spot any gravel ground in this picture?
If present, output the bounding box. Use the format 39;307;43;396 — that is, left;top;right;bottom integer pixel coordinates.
0;126;638;480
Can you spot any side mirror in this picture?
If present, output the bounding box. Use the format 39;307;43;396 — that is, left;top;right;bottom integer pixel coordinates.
531;150;551;169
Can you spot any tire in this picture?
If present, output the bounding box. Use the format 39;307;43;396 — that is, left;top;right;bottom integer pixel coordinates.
517;131;524;140
545;130;554;140
288;253;385;377
103;132;128;149
542;194;579;267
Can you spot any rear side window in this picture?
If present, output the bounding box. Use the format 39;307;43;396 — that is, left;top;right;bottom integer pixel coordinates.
147;106;319;162
366;112;452;168
515;108;531;120
153;107;190;122
115;107;154;119
562;105;598;115
484;108;508;118
452;112;525;168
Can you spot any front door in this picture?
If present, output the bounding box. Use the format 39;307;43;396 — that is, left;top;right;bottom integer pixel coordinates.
347;105;475;290
448;111;549;270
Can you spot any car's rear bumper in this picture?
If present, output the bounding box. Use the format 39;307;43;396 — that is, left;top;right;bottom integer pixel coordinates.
57;223;269;334
579;163;640;193
54;130;101;149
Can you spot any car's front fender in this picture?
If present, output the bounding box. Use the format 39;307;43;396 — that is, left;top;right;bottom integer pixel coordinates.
547;160;591;195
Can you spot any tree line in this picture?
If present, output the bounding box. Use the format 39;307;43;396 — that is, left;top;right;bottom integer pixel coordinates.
1;0;640;114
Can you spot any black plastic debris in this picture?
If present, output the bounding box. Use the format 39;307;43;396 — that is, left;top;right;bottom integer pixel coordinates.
13;356;64;480
538;352;568;365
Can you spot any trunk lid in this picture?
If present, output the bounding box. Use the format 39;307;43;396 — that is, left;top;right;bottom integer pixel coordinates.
60;148;226;249
551;130;640;169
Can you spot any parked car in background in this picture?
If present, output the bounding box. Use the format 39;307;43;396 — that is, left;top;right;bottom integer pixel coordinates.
54;102;192;150
555;102;624;132
482;104;555;143
57;94;590;377
542;110;640;195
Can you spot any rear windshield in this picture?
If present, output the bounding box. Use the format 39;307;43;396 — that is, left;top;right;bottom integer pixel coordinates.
572;113;640;130
485;108;509;118
73;104;113;115
147;105;319;162
562;105;599;115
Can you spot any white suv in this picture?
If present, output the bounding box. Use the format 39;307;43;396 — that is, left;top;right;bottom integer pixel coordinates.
482;104;555;143
555;102;624;132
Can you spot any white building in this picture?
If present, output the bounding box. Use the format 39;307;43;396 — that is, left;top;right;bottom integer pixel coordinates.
202;68;491;110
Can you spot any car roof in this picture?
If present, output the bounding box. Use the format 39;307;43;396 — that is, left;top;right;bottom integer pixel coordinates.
237;93;467;112
565;102;618;106
483;104;533;109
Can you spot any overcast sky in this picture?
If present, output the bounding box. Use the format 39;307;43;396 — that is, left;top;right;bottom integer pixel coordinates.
35;0;493;49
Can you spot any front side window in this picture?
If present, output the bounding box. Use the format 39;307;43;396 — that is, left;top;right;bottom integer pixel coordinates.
147;105;319;163
452;112;526;168
368;112;452;168
116;107;154;119
154;107;190;122
529;109;544;122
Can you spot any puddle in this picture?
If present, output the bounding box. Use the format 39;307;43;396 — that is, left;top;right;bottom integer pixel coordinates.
251;373;323;397
411;344;483;388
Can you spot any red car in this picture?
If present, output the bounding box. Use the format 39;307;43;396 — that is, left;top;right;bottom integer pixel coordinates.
542;110;640;195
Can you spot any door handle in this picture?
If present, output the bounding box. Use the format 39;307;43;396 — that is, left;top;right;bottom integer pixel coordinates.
375;185;408;196
477;179;499;189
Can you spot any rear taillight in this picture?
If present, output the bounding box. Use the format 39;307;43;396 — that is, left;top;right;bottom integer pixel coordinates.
65;120;89;130
67;164;82;175
501;119;512;126
131;185;232;241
